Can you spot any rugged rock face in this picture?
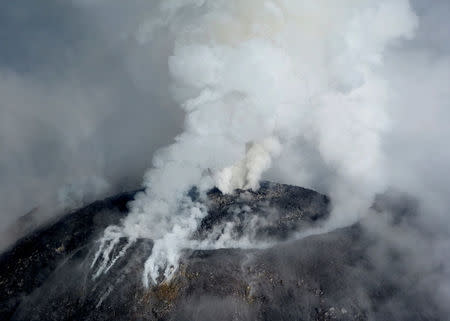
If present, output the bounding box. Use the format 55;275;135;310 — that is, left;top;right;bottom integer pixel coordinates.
0;182;442;320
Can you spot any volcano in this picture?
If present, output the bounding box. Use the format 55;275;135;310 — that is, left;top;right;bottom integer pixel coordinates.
0;182;441;320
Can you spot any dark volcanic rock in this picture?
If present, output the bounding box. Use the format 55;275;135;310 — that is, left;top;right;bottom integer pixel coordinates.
203;182;330;239
0;182;442;320
0;190;140;320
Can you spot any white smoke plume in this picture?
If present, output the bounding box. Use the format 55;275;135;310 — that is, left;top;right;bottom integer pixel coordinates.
92;0;419;286
216;138;282;194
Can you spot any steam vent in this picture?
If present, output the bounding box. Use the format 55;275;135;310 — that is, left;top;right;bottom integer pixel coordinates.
0;182;441;320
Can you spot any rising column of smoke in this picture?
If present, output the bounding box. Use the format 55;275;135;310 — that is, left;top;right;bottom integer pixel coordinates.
93;0;418;286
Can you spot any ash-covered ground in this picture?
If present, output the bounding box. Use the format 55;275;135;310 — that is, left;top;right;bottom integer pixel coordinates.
0;182;443;321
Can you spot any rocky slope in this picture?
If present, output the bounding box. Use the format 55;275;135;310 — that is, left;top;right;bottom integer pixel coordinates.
0;182;442;320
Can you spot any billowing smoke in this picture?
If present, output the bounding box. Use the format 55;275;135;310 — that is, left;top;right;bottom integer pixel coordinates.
216;138;282;194
92;0;420;286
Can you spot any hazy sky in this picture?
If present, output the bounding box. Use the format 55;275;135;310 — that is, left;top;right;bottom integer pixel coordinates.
0;0;183;237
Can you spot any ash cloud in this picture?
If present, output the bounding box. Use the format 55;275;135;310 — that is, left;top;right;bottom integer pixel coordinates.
112;0;421;286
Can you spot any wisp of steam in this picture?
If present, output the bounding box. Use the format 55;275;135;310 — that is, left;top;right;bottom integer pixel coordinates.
92;0;418;286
